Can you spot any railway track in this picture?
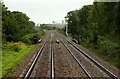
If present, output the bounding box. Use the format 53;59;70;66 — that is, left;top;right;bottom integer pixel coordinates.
23;33;55;79
23;36;47;79
21;31;117;78
57;33;118;79
50;33;55;78
54;33;88;77
59;37;92;79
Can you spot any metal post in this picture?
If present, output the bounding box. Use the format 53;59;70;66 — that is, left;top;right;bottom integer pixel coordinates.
66;24;68;36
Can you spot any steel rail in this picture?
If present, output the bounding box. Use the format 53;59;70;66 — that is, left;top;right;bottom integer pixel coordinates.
24;37;48;79
50;33;54;79
60;34;117;79
59;37;92;79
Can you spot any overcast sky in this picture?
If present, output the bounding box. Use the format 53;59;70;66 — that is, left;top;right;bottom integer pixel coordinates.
4;0;94;24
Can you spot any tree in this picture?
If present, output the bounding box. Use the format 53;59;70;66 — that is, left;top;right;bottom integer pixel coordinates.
2;3;36;42
66;10;79;35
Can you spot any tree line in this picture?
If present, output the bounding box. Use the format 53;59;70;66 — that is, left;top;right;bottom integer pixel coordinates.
2;2;36;43
66;2;119;43
65;2;120;68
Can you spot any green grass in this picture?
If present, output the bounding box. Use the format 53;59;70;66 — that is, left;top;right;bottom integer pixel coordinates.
1;44;37;77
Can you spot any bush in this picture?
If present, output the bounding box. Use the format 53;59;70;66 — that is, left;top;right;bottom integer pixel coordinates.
37;28;45;39
2;42;23;52
97;36;118;58
21;34;35;44
2;43;36;77
81;35;119;69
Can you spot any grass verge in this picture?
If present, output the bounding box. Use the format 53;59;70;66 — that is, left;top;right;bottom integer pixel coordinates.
2;42;37;77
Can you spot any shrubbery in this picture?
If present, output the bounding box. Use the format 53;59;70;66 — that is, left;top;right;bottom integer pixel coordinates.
97;36;118;58
81;36;119;69
37;28;45;39
2;42;24;52
35;26;45;39
21;34;35;44
2;43;36;77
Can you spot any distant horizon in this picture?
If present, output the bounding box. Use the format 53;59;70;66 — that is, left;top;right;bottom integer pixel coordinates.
4;0;94;24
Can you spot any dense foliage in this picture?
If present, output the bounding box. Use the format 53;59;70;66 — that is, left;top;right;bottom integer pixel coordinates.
66;2;120;68
1;2;43;77
2;3;36;43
